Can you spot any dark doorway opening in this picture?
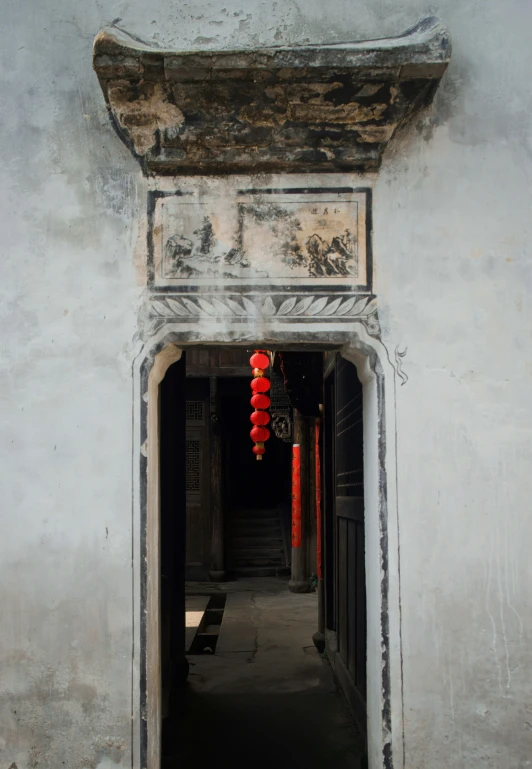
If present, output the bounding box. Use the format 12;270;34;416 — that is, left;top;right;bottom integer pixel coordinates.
158;346;368;768
183;355;292;580
220;377;291;511
219;377;292;577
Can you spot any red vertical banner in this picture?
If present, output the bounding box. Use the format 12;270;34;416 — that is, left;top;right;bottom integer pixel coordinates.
292;444;302;548
315;420;322;580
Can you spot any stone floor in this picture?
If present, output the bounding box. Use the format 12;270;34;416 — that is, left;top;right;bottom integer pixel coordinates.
163;577;366;768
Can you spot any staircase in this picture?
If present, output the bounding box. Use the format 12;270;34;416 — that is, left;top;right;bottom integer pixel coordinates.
229;508;289;577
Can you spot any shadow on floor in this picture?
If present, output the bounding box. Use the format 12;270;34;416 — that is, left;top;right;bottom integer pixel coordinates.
163;688;366;769
164;579;367;768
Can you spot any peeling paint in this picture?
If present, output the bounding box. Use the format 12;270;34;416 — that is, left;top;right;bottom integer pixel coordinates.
107;82;184;156
93;20;449;175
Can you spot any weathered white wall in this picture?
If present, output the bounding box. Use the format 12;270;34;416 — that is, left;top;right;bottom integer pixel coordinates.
374;6;532;766
1;1;531;768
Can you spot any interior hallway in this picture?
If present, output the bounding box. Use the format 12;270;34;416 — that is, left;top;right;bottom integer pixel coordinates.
163;577;366;768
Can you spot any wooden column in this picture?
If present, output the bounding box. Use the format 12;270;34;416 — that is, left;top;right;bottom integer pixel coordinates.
313;417;326;652
209;376;225;581
289;409;309;593
308;416;318;576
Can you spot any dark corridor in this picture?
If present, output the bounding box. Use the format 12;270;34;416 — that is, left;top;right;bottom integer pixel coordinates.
219;378;292;576
159;349;368;769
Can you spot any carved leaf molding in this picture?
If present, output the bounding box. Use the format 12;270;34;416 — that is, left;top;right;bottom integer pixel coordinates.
149;294;381;335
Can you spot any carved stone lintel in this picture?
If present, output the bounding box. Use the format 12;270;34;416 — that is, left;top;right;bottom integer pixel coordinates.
146;292;380;337
93;17;450;175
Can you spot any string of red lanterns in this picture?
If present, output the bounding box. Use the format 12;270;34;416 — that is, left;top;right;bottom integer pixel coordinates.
249;350;271;460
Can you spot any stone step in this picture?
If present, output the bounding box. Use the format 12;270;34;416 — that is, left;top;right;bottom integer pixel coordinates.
232;547;284;560
232;556;286;568
232;521;281;532
232;536;284;548
229;507;287;571
232;521;280;528
231;529;282;545
233;509;282;519
233;510;279;524
230;566;290;578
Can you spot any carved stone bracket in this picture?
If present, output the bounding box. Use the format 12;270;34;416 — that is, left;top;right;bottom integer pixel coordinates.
271;414;292;442
270;368;293;442
93;17;450;175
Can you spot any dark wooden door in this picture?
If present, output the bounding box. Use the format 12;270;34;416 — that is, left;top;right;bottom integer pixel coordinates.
324;353;367;733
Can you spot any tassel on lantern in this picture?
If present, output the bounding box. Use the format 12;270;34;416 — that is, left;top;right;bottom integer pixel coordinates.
249;350;271;460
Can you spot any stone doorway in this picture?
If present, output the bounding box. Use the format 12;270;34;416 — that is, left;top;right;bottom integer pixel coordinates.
136;330;401;769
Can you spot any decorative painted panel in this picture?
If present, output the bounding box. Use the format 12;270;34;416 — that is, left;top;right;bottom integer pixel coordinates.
149;187;371;291
140;180;379;339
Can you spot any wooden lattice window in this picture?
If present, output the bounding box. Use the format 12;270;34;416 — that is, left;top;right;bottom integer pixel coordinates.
185;439;201;492
186;400;204;425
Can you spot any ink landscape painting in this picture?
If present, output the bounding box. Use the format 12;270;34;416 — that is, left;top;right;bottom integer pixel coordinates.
153;190;367;287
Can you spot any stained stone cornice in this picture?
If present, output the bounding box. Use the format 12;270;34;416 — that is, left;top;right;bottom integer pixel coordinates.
93;17;450;175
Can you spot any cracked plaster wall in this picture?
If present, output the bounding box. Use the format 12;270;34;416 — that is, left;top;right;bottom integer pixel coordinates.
1;1;532;768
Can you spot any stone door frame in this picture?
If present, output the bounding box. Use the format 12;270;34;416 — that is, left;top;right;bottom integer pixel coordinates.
130;318;405;769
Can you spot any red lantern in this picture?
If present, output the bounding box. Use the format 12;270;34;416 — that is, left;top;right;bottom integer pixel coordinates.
250;426;270;443
251;393;270;409
250;352;270;370
249;350;271;459
250;410;270;426
250;377;270;393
